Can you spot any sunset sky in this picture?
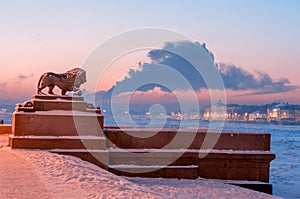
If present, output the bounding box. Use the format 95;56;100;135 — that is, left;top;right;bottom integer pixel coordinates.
0;0;299;106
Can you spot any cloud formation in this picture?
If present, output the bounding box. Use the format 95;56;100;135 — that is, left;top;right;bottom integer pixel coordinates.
17;74;34;82
107;40;296;96
218;63;297;95
108;41;215;94
14;73;34;86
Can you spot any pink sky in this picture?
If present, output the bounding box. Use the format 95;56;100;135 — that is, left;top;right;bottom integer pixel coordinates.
0;45;299;105
0;1;299;105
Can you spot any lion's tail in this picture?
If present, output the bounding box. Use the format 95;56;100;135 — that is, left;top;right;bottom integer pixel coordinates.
37;73;45;94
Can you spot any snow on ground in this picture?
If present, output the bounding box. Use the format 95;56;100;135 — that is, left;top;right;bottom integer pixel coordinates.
0;134;280;199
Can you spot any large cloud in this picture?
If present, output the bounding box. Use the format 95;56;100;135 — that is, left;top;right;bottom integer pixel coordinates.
107;40;296;96
108;41;214;94
219;63;297;95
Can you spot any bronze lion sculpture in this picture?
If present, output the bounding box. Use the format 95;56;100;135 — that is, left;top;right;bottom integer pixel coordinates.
37;68;86;96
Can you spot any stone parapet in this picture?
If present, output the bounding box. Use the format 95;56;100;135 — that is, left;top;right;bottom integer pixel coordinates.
104;127;271;150
0;124;12;134
103;126;275;194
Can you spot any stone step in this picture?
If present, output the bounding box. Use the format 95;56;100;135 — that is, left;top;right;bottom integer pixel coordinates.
9;135;107;149
49;149;109;170
219;180;273;195
109;165;198;179
33;95;84;101
32;99;88;111
48;148;272;191
108;148;275;165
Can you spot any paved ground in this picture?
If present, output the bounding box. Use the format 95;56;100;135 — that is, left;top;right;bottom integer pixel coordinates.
0;135;53;199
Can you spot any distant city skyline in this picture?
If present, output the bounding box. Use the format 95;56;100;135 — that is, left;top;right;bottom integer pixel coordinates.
0;0;299;105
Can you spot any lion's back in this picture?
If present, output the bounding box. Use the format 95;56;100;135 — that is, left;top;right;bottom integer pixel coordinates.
39;73;56;87
37;68;86;95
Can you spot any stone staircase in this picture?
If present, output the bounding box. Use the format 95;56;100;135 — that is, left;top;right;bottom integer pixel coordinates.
104;127;275;184
8;95;276;194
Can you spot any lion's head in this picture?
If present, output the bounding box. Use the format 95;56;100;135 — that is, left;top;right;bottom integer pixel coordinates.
67;68;87;88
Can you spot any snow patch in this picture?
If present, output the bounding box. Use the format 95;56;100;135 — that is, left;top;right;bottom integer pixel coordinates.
6;148;279;199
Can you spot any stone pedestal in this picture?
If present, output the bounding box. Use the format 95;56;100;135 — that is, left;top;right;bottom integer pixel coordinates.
9;95;108;169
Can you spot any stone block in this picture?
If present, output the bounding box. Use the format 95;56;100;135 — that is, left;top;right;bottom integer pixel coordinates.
0;124;12;134
109;149;186;166
109;165;198;179
104;127;272;151
9;135;107;150
32;95;84;101
108;149;274;182
12;111;104;136
33;99;87;111
224;180;273;195
198;154;274;182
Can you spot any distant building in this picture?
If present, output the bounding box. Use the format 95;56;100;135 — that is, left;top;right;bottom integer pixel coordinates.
182;112;202;120
203;100;240;121
203;101;300;123
295;110;300;122
249;111;267;121
267;103;300;122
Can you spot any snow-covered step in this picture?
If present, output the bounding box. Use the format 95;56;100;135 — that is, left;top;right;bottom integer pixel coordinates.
109;148;188;166
49;149;109;170
109;165;199;179
9;135;107;149
108;148;275;166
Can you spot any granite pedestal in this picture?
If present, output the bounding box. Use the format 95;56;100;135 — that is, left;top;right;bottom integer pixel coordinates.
9;95;108;169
